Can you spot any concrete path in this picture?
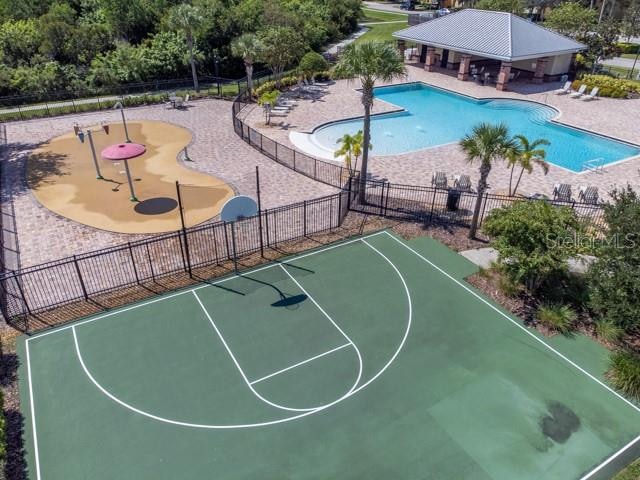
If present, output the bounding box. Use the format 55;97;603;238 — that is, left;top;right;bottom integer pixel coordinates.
602;57;640;69
362;1;408;13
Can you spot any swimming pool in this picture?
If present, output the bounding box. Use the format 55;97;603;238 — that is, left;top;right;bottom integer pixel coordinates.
310;83;640;173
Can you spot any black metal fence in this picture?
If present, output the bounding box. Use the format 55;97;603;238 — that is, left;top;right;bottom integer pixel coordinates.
352;180;607;230
0;189;353;332
232;88;353;189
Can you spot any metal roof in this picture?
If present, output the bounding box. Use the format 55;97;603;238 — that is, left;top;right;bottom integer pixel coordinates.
393;9;586;61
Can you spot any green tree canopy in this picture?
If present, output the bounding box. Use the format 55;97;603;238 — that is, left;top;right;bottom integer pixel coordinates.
545;2;597;38
588;186;640;332
484;201;582;292
259;26;306;84
475;0;525;14
298;51;328;80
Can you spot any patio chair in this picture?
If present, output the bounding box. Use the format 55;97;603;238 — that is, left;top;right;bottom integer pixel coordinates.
569;84;587;98
174;97;184;109
554;81;572;95
453;174;472;191
578;185;599;204
553;183;572;202
431;171;448;189
580;87;600;101
183;94;190;106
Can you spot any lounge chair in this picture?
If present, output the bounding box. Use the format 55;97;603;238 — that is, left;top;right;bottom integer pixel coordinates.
569;84;587;98
553;183;572;201
554;81;572;95
431;171;448;189
453;174;472;191
578;185;599;204
581;87;600;101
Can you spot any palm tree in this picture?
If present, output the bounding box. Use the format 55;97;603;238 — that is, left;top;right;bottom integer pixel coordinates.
460;122;516;239
166;4;203;91
335;130;371;177
507;135;550;197
334;41;406;201
231;33;263;96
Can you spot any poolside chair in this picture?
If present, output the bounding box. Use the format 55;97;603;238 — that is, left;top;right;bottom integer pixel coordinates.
581;87;600;101
453;174;472;191
174;97;184;109
554;81;572;95
578;185;599;204
569;84;587;98
431;171;448;189
553;183;572;202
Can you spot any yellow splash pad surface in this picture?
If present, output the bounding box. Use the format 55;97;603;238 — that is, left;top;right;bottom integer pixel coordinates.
28;121;234;234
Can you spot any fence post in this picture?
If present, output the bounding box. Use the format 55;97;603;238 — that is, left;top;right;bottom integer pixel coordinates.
313;159;317;179
379;182;386;215
176;181;193;277
429;188;437;221
338;189;343;224
255;166;265;258
293;150;297;171
11;273;32;316
73;255;89;300
346;176;353;210
17;105;23;121
265;211;271;246
303;200;307;236
127;242;140;284
383;182;391;216
275;142;278;161
145;243;156;282
479;192;490;226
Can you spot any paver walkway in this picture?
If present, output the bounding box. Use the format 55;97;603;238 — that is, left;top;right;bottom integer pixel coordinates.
1;99;335;267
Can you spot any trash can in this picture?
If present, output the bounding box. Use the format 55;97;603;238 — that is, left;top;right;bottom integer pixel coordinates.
446;189;461;211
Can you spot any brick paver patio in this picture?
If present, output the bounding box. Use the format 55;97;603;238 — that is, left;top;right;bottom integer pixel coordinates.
245;64;640;200
1;99;335;267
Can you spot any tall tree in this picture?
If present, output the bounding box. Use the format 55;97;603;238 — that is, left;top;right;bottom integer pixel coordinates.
506;135;550;197
231;33;263;94
166;3;203;91
475;0;525;14
334;41;406;202
259;26;306;87
622;0;640;41
545;2;597;38
460;122;516;239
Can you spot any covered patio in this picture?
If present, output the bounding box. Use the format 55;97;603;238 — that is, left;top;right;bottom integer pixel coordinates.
393;9;585;91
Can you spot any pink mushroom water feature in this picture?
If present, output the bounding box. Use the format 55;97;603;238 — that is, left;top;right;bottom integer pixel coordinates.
101;143;146;201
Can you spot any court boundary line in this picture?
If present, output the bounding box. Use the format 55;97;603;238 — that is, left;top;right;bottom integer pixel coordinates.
249;343;351;385
383;230;640;415
26;231;387;342
383;231;640;480
25;233;413;480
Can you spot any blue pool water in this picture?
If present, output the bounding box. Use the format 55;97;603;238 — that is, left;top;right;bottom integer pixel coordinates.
312;83;640;173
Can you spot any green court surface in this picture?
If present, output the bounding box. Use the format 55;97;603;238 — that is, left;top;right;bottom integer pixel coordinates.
19;231;640;480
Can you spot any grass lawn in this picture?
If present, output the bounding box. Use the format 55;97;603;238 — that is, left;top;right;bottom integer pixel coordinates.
356;20;408;43
621;53;640;60
614;459;640;480
601;64;640;81
360;7;408;23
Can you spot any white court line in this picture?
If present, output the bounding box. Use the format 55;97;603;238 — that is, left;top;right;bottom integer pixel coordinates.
25;341;42;480
26;231;387;342
383;230;640;416
580;434;640;480
191;290;319;413
249;343;351;385
279;264;364;396
31;234;411;436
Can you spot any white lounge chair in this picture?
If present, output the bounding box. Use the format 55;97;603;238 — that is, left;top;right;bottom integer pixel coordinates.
554;81;572;95
569;84;587;98
581;87;600;101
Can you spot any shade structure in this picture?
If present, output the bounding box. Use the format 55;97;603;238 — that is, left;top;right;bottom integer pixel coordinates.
101;143;146;161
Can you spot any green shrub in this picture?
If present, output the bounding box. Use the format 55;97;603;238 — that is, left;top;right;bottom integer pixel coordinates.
253;80;277;98
616;42;640;54
572;75;640;98
315;70;333;81
608;350;640;401
497;273;521;298
536;303;577;334
594;319;624;343
258;89;280;106
613;458;640;480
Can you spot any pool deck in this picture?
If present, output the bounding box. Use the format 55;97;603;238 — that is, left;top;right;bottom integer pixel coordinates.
244;64;640;199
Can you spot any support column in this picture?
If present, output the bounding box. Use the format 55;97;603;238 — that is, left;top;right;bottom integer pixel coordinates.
425;46;436;72
397;39;406;61
457;54;472;81
568;53;577;79
496;61;512;91
532;57;549;84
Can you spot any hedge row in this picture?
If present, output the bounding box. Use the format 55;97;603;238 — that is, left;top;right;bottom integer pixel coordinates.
572;74;640;98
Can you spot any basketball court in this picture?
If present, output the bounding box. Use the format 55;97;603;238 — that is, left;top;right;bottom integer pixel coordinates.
19;231;640;479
